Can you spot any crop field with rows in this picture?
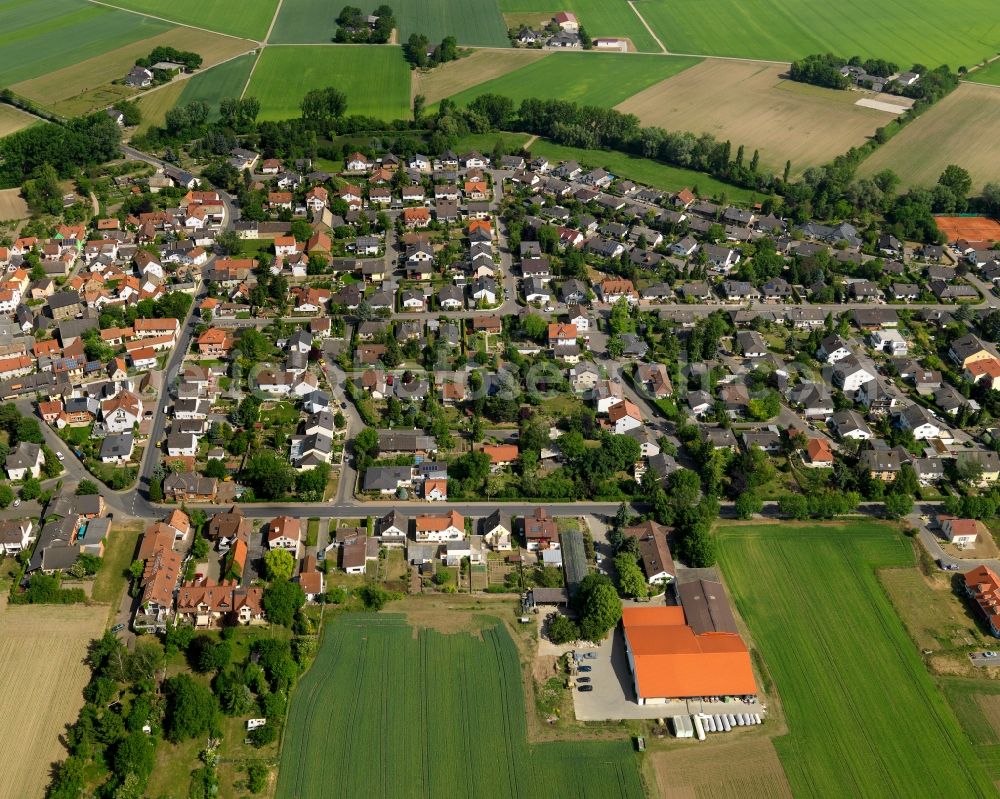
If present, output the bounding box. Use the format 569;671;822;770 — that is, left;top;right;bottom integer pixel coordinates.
275;613;645;799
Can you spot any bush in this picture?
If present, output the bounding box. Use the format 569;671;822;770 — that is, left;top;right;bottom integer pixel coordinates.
246;762;269;793
547;614;579;644
248;722;277;747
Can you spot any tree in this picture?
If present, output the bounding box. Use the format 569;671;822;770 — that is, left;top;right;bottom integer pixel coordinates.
241;450;295;499
777;494;809;520
575;573;622;642
112;732;155;785
264;548;295;582
204;458;227;479
938;164;972;200
163;674;217;742
354;426;379;471
547;614;580;644
75;479;100;495
735;490;763;520
678;526;717;567
884;492;913;519
412;93;426;122
262;579;305;627
0;483;12;509
300;87;348;121
614;552;648;598
20;478;40;500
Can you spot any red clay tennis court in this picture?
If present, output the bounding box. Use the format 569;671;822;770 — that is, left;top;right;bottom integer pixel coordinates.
935;216;1000;243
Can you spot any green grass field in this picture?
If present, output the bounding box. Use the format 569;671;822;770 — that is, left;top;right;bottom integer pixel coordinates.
445;52;698;110
0;0;172;87
941;678;1000;781
178;52;259;120
500;0;660;53
528;138;759;203
276;613;645;799
718;522;996;799
272;0;509;45
246;46;410;121
268;0;337;43
967;60;1000;86
633;0;1000;67
97;0;279;40
394;0;510;47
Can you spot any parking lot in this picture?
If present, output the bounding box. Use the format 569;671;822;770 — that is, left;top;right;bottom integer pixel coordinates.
969;651;1000;667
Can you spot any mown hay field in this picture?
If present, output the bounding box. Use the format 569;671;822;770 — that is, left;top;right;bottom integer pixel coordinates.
859;83;1000;191
0;603;107;799
10;27;254;117
499;0;660;53
632;0;1000;67
651;736;793;799
247;46;410;121
275;613;645;799
717;521;996;799
0;189;30;221
98;0;279;40
0;0;172;88
444;52;699;110
0;105;39;137
616;60;908;175
413;49;550;106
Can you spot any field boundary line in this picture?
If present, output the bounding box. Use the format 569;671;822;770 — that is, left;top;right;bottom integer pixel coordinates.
960;80;1000;90
263;0;285;44
627;1;667;54
239;49;264;100
82;0;258;42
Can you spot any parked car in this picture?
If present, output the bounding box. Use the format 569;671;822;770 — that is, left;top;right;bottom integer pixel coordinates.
56;452;65;461
578;685;593;692
578;665;592;672
582;651;597;659
111;623;125;633
985;651;998;658
577;677;591;683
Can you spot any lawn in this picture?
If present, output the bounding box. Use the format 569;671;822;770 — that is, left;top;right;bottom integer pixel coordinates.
444;52;699;110
858;83;1000;191
97;0;280;40
275;613;645;799
633;0;1000;67
967;60;1000;86
0;0;172;88
246;46;411;121
500;0;660;53
178;52;260;120
90;523;142;608
717;521;996;799
941;679;1000;782
528;138;760;203
616;59;910;174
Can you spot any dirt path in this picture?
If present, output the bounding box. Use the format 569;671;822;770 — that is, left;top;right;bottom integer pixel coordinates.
262;0;285;44
524;134;539;149
627;1;667;54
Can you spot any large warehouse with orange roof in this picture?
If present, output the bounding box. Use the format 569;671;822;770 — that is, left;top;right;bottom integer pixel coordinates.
621;604;757;704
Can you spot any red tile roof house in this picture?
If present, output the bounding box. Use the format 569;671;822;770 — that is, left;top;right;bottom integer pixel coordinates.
267;516;301;552
965;565;1000;636
524;507;557;551
940;517;980;546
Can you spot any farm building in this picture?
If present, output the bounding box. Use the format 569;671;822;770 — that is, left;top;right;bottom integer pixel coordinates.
621;606;756;703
